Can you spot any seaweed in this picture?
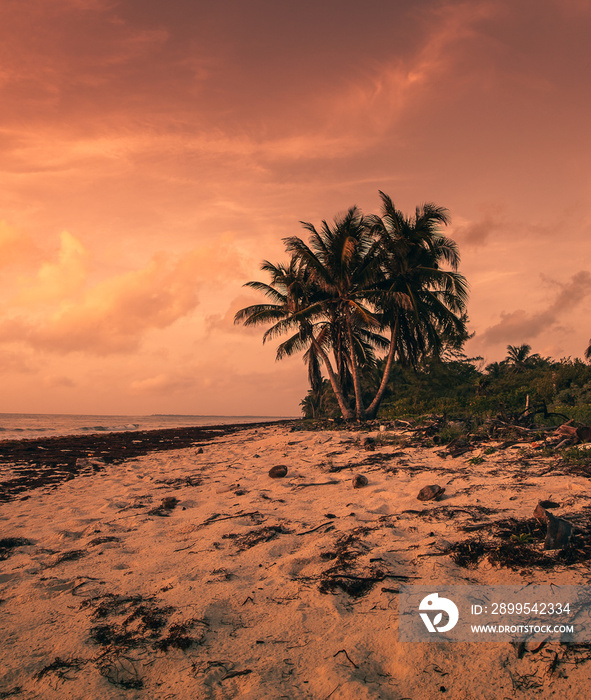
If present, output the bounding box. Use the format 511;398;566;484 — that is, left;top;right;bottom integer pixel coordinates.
98;655;143;689
0;537;33;560
48;549;87;567
222;525;289;551
155;619;208;651
35;656;86;682
317;527;389;597
82;592;207;656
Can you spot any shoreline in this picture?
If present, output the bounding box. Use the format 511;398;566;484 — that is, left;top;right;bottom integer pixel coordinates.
0;419;297;503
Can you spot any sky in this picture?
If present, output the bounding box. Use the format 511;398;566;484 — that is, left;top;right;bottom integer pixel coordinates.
1;0;591;416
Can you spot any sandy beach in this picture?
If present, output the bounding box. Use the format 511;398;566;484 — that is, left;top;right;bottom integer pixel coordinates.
1;421;591;699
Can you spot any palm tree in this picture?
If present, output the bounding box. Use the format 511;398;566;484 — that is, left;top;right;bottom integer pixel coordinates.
363;192;469;418
284;206;387;420
505;344;533;372
585;339;591;362
233;256;356;419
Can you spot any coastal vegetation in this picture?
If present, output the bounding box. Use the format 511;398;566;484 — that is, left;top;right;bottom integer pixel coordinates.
235;192;468;421
299;345;591;425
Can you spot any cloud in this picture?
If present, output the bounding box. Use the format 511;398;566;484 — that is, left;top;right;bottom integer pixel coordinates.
15;230;89;305
42;374;77;389
452;211;505;247
205;293;267;336
129;371;199;395
479;271;591;345
0;347;37;375
0;232;246;355
0;221;40;268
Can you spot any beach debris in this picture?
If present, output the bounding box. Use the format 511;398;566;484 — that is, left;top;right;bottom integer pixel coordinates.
450;511;589;569
148;496;179;516
0;536;33;560
196;447;204;454
445;438;472;458
82;592;207;675
538;499;560;509
268;465;288;478
534;504;573;550
333;649;359;668
157;475;201;488
417;484;445;501
48;549;87;567
554;422;591;449
155;618;208;651
75;456;106;471
432;539;454;553
87;535;121;547
222;525;288;551
191;661;253;683
361;436;376;451
35;656;86;683
352;474;369;488
294;479;340;488
297;521;336;536
99;656;143;690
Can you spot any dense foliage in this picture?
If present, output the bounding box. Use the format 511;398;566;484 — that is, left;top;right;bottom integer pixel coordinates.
300;344;591;425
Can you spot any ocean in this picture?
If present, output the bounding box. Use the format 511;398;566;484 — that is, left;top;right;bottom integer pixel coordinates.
0;413;296;442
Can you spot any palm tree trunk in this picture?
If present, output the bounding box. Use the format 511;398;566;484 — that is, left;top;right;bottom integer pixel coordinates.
345;308;365;421
311;337;354;420
365;319;398;419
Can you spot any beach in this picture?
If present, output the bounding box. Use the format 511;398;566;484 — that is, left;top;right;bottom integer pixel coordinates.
1;421;591;699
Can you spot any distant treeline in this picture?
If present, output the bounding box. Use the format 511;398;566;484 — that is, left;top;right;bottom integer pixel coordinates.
300;344;591;424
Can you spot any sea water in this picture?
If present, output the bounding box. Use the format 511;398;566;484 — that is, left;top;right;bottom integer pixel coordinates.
0;413;295;442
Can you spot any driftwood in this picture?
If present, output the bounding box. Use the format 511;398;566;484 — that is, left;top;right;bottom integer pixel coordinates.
296;521;337;536
293;480;340;489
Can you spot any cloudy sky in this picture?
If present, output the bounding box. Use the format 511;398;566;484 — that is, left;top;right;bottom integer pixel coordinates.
1;0;591;416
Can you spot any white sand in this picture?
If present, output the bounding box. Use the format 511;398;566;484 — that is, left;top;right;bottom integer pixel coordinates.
1;424;590;699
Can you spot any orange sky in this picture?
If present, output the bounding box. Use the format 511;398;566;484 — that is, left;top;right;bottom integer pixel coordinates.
1;0;591;416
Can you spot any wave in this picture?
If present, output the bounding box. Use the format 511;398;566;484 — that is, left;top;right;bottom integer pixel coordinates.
80;424;140;433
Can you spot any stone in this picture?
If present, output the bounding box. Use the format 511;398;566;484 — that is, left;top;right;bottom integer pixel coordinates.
268;465;288;478
352;474;368;489
417;484;445;501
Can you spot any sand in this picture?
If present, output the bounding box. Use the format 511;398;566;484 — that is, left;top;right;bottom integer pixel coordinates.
1;422;591;699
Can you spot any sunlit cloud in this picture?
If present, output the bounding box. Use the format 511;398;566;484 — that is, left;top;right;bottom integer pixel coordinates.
0;231;246;355
479;271;591;345
15;231;89;305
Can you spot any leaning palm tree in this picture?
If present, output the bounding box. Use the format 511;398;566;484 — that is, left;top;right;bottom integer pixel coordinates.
284;206;387;420
363;192;469;418
233;255;356;419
